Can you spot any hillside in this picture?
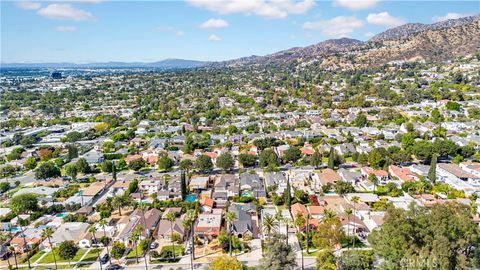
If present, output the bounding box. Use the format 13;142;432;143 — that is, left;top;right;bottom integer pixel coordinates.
218;15;480;69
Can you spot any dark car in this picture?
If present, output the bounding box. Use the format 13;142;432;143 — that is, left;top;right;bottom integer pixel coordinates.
100;254;109;264
106;264;122;270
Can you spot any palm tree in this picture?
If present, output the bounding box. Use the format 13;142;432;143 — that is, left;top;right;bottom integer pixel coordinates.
88;225;102;270
182;209;197;268
111;195;127;216
225;211;237;256
322;209;336;222
18;219;31;269
0;234;11;269
41;227;58;270
351;196;360;249
130;225;142;263
9;246;17;270
136;203;149;270
99;219;112;265
262;214;279;239
166;212;177;261
305;213;311;254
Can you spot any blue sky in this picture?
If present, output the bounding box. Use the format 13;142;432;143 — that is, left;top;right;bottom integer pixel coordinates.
1;0;478;63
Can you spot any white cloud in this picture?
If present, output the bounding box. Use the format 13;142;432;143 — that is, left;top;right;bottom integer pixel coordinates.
333;0;378;10
37;4;94;21
55;26;77;32
16;1;42;10
188;0;315;19
432;12;470;22
366;12;406;27
208;34;222;42
176;31;185;37
199;18;229;29
303;16;364;37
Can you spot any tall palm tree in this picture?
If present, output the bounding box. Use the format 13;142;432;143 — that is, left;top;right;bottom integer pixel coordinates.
166;212;177;261
99;219;112;265
9;246;17;270
112;195;127;216
41;227;58;270
88;225;102;270
18;219;31;269
136;203;149;270
351;196;360;249
182;209;197;269
322;209;336;222
130;225;142;263
225;211;237;256
262;214;279;239
305;213;311;254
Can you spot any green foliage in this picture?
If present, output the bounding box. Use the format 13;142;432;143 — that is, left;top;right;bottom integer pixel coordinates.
157;152;174;171
110;241;126;259
354;113;367;127
128;158;146;171
24;156;37;170
282;147;301;164
238;153;257;167
195;155;213;173
35;161;61;180
259;149;279;168
368;203;479;270
216;152;234;171
337;250;374;270
75;158;90;174
259;233;297;270
334;181;355;195
0;182;10;193
64;163;78;179
57;241;78;262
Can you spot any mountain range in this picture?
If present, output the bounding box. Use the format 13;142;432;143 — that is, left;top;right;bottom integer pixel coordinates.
2;15;479;70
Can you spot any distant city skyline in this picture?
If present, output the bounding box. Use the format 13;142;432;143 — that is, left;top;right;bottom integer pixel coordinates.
1;0;478;63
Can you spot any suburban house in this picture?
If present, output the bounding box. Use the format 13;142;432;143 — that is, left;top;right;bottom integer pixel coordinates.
437;163;480;188
195;213;222;239
240;173;266;198
264;172;287;195
189;176;210;192
139;180;162;195
157;218;186;241
228;204;257;239
48;222;90;247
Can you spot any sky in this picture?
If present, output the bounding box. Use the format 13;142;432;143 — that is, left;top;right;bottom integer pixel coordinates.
1;0;478;63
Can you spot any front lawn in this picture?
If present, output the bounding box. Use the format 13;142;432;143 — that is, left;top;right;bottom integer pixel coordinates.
126;245;145;260
39;248;88;263
29;250;45;263
79;248;102;262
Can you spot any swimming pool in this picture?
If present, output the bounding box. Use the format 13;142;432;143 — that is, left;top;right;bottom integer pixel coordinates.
241;191;253;198
56;212;68;218
185;194;197;203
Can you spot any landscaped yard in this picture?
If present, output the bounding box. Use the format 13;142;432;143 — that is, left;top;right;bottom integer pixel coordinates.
126;245;145;259
79;248;102;262
29;250;45;263
39;248;88;263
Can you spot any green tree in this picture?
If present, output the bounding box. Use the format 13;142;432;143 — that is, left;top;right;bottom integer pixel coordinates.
368;203;480;270
128;159;146;171
35;161;61;180
0;182;10;193
64;163;78;179
179;159;194;172
430;108;444;123
238;153;257;167
368;149;382;169
334;181;355;195
259;149;279;168
157;152;174;171
211;255;243;270
259;233;297;270
11;193;38;214
226;211;237;256
428;153;437;184
112;195;128;216
216;152;234;172
101;160;114;173
195;155;213;173
316;249;336;270
129;225;142;263
75;158;90;174
166;212;177;260
310;150;322;169
282;147;302;164
327;147;335;169
24;157;37;170
111;241;126;261
284;177;292;209
58;240;78;267
262;214;279;239
337;250;374;270
180;171;187;199
354;113;367;127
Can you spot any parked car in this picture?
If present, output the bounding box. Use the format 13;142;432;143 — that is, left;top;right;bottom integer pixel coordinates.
106;264;122;270
100;254;109;264
150;242;158;249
